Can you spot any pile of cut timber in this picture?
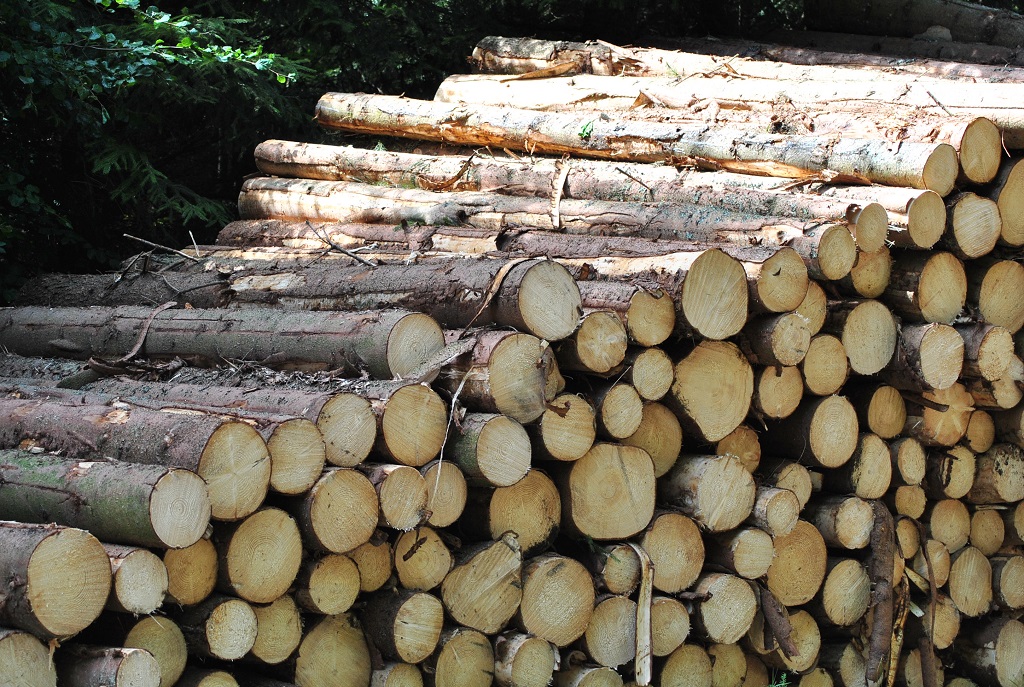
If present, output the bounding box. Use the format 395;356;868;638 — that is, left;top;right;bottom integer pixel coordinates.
4;30;1024;687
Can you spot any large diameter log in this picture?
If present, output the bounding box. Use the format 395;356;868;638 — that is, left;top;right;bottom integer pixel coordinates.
967;258;1024;335
448;413;531;487
669;340;753;443
640;511;705;594
0;627;56;687
582;595;637;668
0;305;444;380
213;507;303;604
0;396;269;522
766;520;828;607
763;395;859;469
459;469;561;557
282;467;379;554
557;443;655;540
0;521;111;639
692;573;758;644
223;250;582;343
517;553;595;646
292;613;371;687
105;544;168;615
0;449;210;549
659;454;755;532
437;330;563;424
316;93;957;191
54;645;158;687
362;589;443;664
254;140;891;252
441;532;522;634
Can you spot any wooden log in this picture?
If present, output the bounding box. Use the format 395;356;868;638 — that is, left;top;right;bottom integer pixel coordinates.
554;664;623;687
557;443;655;540
802;334;849;397
650;596;691;657
592;383;644;441
913;593;961;651
447;413;531;487
0;627;56;687
558;311;626;375
530;392;596;462
969;508;1005;556
292;613;371;687
966;258;1024;335
988;157;1024;246
810;558;871;627
847;383;907;440
669;340;753;443
822;432;893;499
992;555;1024;609
904;383;975;447
421;459;467;528
423;627;493;687
316;93;958;191
924;445;976;500
839;245;892;300
517;553;594;646
717;425;761;474
896;517;922;560
889;437;927;487
884;251;967;325
817;642;867;687
437;330;563;424
924;499;972;553
966;442;1024;504
0;448;210;549
363;589;444;664
362;464;429;532
622;401;683;478
494;631;556;687
174;594;258;661
895;648;944;687
253;140;891;251
913;538;952;587
639;511;705;594
883;323;965;392
692;573;758;644
164;537;217;606
176;670;238;687
104;544;168;615
393;526;453;592
660;644;712;687
281;467;379;554
944;192;1002;259
583;543;641;596
752;365;804;421
54;645;159;687
705;643;747;687
659;455;755;532
890;485;928;519
804;496;875;550
815;185;946;250
441;532;522;634
763;610;821;674
119;616;187;687
349;531;392;594
577;283;675;348
0;395;269;522
249;594;303;665
762;395;859;469
758;459;813;510
742;312;812;368
949;547;994;617
213;507;303;604
748;487;800;538
766;520;828;606
823;299;898;376
958;324;1018;385
616;347;674;401
0;305;445;380
582;595;636;668
458;469;561;557
705;528;776;580
0;522;110;639
295;553;360;614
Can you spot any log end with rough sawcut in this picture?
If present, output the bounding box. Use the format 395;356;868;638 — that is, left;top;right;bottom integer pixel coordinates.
680;249;748;341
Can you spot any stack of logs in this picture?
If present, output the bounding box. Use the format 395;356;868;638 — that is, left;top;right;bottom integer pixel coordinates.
3;31;1024;687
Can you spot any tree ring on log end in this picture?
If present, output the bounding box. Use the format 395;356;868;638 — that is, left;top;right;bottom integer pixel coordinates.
842;300;896;375
922;143;958;196
681;249;747;340
386;312;445;380
382;384;448;467
959;117;1002;185
151;468;212;548
28;528;111;638
515;260;583;342
198;421;271;522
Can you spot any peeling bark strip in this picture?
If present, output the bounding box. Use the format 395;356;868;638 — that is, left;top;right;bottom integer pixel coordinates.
867;500;896;684
0;304;444;381
314;92;957;191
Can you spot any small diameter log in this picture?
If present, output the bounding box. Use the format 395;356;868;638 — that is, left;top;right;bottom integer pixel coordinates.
766;520;828;607
426;626;494;687
582;595;637;668
708;643;748;687
459;469;561;557
176;670;238;687
758;459;813;509
967;258;1024;334
0;628;56;687
811;558;871;628
717;425;761;474
122;616;188;687
640;511;705;594
884;323;965;392
661;644;712;687
593;383;644;440
889;485;927;519
904;383;975;447
885;252;967;325
915;593;961;651
362;589;443;664
164;537;217;606
422;459;467;528
949;547;994;617
896;517;922;560
692;573;758;644
295;553;360;615
802;334;849;397
495;631;557;687
363;464;429;532
896;649;944;687
913;539;952;588
748;486;800;538
944;192;1002;259
804;496;875;550
0;449;210;549
214;507;303;604
959;324;1019;383
992;555;1024;609
890;437;927;486
763;610;821;675
796;281;827;337
282;467;379;554
105;544;168;615
0;396;269;522
818;642;866;687
448;413;531;487
823;299;898;376
0;522;110;639
393;525;453;591
822;432;893;500
249;594;302;665
970;508;1005;556
557;443;655;540
651;596;691;658
517;553;595;646
669;340;753;442
658;454;755;532
54;645;159;687
924;499;971;553
838;245;892;299
705;528;776;580
174;594;258;661
558;310;627;375
743;312;812;368
966;443;1024;504
753;365;804;421
441;532;522;634
437;330;564;424
742;247;810;314
530;393;596;462
847;383;907;440
622;402;683;478
350;531;393;594
577;282;675;348
583;543;641;596
816;185;946;250
615;347;673;403
292;613;371;687
554;664;623;687
0;305;445;380
763;395;859;469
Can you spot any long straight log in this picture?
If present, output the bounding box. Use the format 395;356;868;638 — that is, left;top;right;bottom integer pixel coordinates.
0;305;445;380
14;270;229;309
315;93;958;191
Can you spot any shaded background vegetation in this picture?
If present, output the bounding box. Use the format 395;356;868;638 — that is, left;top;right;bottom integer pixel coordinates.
0;0;1021;301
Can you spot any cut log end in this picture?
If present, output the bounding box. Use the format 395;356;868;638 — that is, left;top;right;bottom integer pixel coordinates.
694;573;758;644
671;340;754;443
803;334;848;397
267;418;327;495
681;248;748;340
308;468;379;553
997;159;1024;247
495;632;556;687
755;365;804;420
852;202;889;253
375;465;429;531
151;468;213;549
509;259;583;342
164;537;217;606
754;247;809;313
519;554;594;647
841;299;897;375
820;558;871;627
562;311;627;374
808;395;860;468
766;520;828;607
27;527;111;638
906;189;946;249
816;224;858;281
629;347;674;402
623;401;683;478
597;383;644;440
249;594;302;665
294;614;371;687
318;392;376;467
950;192;1002;259
489;332;564;423
565;443;655;540
626;288;676;347
200;421;271;522
220;507;303;604
108;547;168;615
299;553;360;614
0;629;56;687
125;616;188;687
978;260;1024;333
922;143;958;196
386;312;446;379
422;459;468;528
919;252;968;324
959;117;1002;184
381;384;448;467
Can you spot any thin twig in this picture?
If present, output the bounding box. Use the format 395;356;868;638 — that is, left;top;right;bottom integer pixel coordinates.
306;221;378;267
123;234;203;262
615;166;655;200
